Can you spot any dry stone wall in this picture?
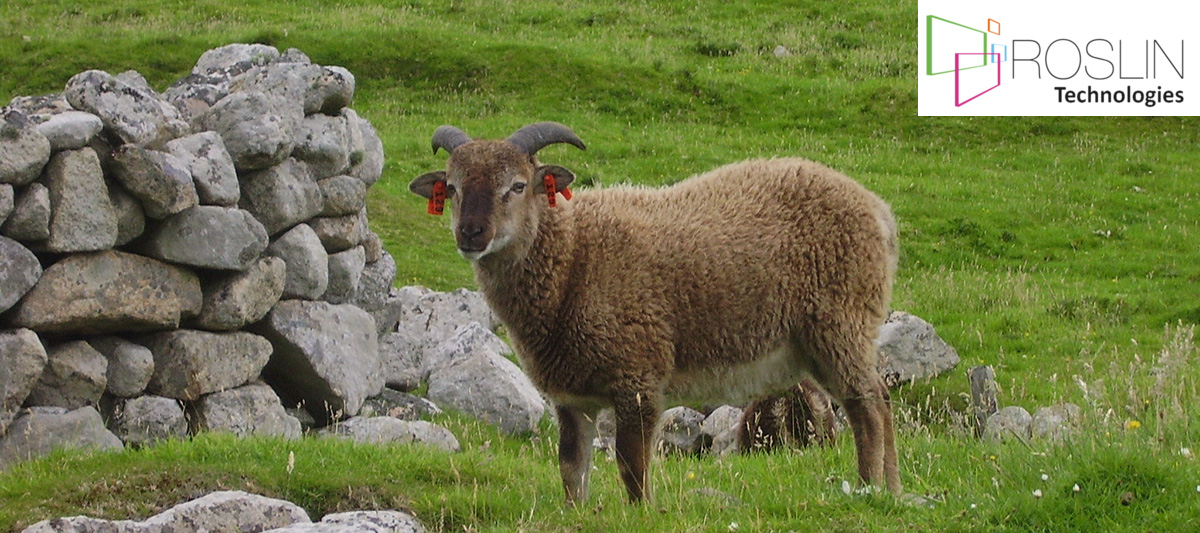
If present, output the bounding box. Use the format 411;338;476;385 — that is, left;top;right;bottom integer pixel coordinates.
0;44;396;468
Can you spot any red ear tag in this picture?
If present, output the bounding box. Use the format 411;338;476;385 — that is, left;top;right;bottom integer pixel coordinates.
428;181;446;215
560;187;572;201
544;174;558;208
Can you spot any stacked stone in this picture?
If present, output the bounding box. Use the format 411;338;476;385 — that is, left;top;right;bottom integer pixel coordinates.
0;44;395;469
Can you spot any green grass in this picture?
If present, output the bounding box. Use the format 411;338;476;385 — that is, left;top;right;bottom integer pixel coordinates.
2;0;1199;530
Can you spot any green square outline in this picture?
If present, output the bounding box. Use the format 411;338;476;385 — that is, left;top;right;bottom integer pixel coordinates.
926;15;989;76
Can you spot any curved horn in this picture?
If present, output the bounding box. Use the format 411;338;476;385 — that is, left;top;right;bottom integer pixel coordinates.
431;125;471;154
506;122;586;155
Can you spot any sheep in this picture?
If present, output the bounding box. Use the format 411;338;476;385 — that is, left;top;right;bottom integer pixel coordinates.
408;122;901;504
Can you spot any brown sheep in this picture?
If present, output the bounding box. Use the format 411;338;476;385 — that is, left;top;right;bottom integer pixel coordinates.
409;122;901;504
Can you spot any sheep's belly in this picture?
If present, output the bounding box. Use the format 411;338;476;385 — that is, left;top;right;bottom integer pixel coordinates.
664;345;807;405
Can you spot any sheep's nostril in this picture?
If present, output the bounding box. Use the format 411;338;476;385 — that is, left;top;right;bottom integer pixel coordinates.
460;224;484;239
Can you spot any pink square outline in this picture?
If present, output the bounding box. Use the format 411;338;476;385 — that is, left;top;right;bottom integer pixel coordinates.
955;53;1001;107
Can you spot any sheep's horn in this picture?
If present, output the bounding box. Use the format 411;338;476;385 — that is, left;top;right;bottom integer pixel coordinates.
507;122;586;155
432;125;472;154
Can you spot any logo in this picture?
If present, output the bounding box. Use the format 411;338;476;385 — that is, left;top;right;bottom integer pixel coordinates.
917;0;1198;117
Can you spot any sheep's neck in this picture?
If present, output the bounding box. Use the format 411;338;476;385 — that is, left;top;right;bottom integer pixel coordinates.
473;206;577;335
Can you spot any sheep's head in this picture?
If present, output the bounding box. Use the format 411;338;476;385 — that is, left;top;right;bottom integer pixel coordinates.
409;122;586;261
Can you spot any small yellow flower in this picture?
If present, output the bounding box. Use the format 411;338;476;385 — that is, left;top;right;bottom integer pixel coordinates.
686;471;697;480
1124;420;1141;430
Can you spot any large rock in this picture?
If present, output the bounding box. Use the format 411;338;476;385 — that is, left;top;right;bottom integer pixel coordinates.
190;382;301;439
378;332;422;392
1031;403;1082;441
227;62;318;125
63;70;171;147
323;245;365;305
393;286;500;370
0;236;41;314
876;311;960;386
109;145;199;220
257;300;381;424
143;330;272;401
271;510;426;533
43;148;118;252
193;44;281;75
0;406;122;470
88;337;155;398
193;256;286;331
140;206;268;270
1;182;50;241
238;158;323;236
657;406;708;455
310;211;366;253
198;91;295;171
318;174;367;217
346;112;383;186
984;405;1033;442
104;395;187;447
265;223;328;300
0;108;51;186
22;490;310;533
426;325;544;435
35;111;103;151
421;322;511;380
166;131;240;206
293;113;352;180
24;341;108;409
10;251;202;335
0;329;47;419
321;417;459;452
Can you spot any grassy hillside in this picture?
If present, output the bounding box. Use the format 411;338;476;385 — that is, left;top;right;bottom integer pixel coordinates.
2;0;1199;531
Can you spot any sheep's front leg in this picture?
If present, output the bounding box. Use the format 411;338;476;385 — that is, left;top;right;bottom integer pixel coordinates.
613;391;661;503
556;405;598;505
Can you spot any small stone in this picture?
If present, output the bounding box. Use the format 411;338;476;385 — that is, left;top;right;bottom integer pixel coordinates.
105;395;187;447
984;406;1033;442
876;311;960;386
773;45;791;58
361;230;383;263
35;111;103;151
360;389;442;420
323;246;365;305
110;145;199;219
0;328;48;414
238;158;323;235
318;175;367;217
43;148;119;252
305;66;355;115
1;182;51;241
1031;403;1082;441
25;341;108;409
309;211;366;253
193;256;286;331
192;44;281;75
0;236;41;314
166;131;240;206
88;336;155;398
140;206;268;270
322;417;459;452
0;108;51;186
293;113;352;180
658;406;708;455
265;223;329;300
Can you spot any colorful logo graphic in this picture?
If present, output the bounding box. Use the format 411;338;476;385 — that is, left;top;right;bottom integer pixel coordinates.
925;15;1004;106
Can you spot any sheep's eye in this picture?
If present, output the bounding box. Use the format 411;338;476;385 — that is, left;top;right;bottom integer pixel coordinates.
445;184;457;196
511;182;527;194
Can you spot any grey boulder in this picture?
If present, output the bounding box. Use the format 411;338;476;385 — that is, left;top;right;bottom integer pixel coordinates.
309;211;366;253
63;70;172;147
35;111;103;151
346;112;383;186
426;325;544;435
1;182;51;241
984;405;1033;442
88;336;155;398
140;206;268;271
318;174;367;217
305;66;356;115
199;91;295;171
43;148;118;252
657;406;708;455
257;300;381;425
876;311;960;386
265;223;329;300
190;382;301;439
109;145;199;220
106;181;146;246
10;250;202;335
0;406;122;471
293;113;352;180
143;330;273;401
322;417;459;452
0;108;51;186
105;395;187;447
24;341;108;409
0;329;47;419
22;490;309;533
239;158;323;236
166;131;240;206
0;236;41;314
323;245;365;305
193;256;286;331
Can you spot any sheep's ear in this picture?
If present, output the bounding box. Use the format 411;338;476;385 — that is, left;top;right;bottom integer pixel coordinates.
532;165;576;193
409;171;446;199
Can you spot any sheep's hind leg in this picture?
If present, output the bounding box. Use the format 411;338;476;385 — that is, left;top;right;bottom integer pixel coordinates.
556;405;599;505
803;337;901;494
613;390;661;503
